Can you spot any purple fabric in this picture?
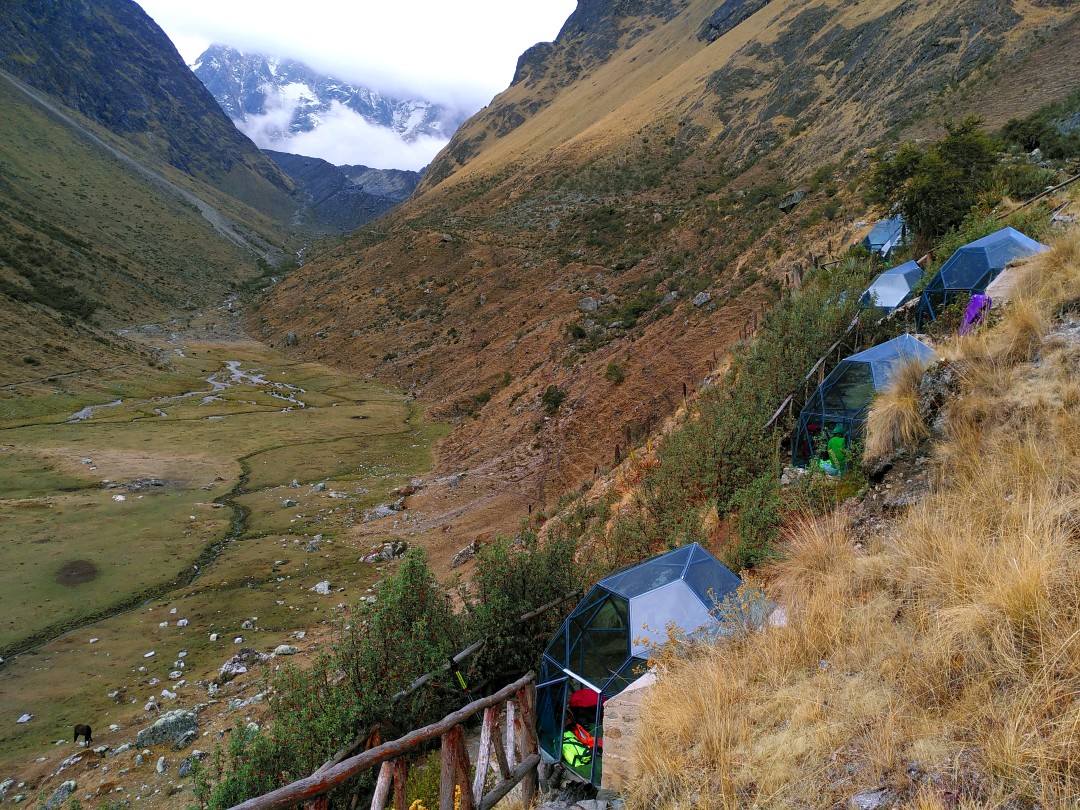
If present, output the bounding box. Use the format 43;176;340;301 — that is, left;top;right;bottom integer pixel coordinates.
959;294;991;335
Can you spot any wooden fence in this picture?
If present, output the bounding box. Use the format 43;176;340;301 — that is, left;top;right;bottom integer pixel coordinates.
228;673;542;810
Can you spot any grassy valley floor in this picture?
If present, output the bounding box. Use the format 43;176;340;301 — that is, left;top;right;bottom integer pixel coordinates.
0;315;447;782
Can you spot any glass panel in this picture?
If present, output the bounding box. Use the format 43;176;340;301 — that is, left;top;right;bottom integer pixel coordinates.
599;545;692;597
629;581;717;656
823;363;875;414
544;625;569;666
683;554;740;610
569;586;610;620
536;678;568;760
573;596;630;683
604;656;650;696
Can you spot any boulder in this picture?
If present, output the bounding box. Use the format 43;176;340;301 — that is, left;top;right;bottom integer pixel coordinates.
578;296;598;312
283;332;299;348
135;709;197;749
310;581;331;595
274;645;299;656
363;504;396;522
218;648;267;682
156;755;167;774
173;729;198;750
450;540;479;569
362;540;407;564
917;360;958;437
850;789;892;810
178;749;207;778
692;291;712;307
44;781;76;810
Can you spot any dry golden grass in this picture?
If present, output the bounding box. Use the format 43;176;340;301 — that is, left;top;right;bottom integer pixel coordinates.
628;231;1080;809
864;357;933;460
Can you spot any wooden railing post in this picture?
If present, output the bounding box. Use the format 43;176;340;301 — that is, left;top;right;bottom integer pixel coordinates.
505;701;516;772
371;761;394;810
472;706;497;805
227;673;538;810
393;758;408;810
515;684;539;808
439;725;474;810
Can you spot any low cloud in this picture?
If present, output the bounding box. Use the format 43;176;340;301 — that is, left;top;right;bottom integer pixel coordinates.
239;100;448;171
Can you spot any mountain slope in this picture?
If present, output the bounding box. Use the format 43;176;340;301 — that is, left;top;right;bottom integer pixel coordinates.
0;72;269;388
0;0;296;219
0;0;308;387
252;0;1079;559
264;150;421;233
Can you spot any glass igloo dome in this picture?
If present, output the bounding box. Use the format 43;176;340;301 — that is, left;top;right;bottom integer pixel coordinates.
535;543;740;783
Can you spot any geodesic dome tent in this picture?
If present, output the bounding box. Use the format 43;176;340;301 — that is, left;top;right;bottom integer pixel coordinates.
861;216;907;257
792;334;936;466
915;227;1048;329
859;260;924;313
536;543;740;785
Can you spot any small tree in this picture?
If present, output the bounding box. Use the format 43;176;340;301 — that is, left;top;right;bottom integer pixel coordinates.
542;385;567;414
868;117;998;248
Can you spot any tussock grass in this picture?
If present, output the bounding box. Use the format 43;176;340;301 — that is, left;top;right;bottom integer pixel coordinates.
864;357;932;460
629;232;1080;809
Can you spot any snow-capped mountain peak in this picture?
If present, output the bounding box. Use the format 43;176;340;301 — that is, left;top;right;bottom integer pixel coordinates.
192;44;468;169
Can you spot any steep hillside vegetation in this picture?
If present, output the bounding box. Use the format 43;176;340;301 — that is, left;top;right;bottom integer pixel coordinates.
254;0;1080;558
0;77;258;387
631;227;1080;810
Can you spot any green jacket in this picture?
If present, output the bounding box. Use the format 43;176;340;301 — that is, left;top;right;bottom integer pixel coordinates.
827;435;846;471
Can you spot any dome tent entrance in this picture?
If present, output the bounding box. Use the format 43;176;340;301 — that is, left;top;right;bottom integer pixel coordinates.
792;334;935;466
536;543;740;785
915;227;1048;329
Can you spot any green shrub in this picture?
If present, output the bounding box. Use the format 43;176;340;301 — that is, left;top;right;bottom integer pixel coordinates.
635;255;878;561
464;527;581;685
992;162;1057;200
868;117;998;247
604;361;626;384
197;550;464;809
542;385;567;414
727;471;783;570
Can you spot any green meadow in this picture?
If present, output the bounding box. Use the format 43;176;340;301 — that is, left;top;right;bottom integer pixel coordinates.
0;344;447;761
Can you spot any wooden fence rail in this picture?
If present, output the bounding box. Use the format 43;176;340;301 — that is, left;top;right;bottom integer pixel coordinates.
228;673;540;810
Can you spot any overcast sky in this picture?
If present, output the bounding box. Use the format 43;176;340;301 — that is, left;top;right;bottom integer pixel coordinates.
134;0;577;169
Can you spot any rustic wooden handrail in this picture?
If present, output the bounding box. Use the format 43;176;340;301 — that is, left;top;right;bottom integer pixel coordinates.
997;171;1080;217
762;315;861;432
228;673;537;810
389;588;581;704
310;587;582;780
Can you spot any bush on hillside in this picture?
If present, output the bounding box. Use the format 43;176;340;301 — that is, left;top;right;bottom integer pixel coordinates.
463;526;581;687
636;256;884;568
868;117;998;247
196;534;585;809
541;385;567;414
195;549;465;809
997;87;1080;159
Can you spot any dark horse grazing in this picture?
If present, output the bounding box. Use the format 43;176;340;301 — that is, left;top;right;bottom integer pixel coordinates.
73;724;92;745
